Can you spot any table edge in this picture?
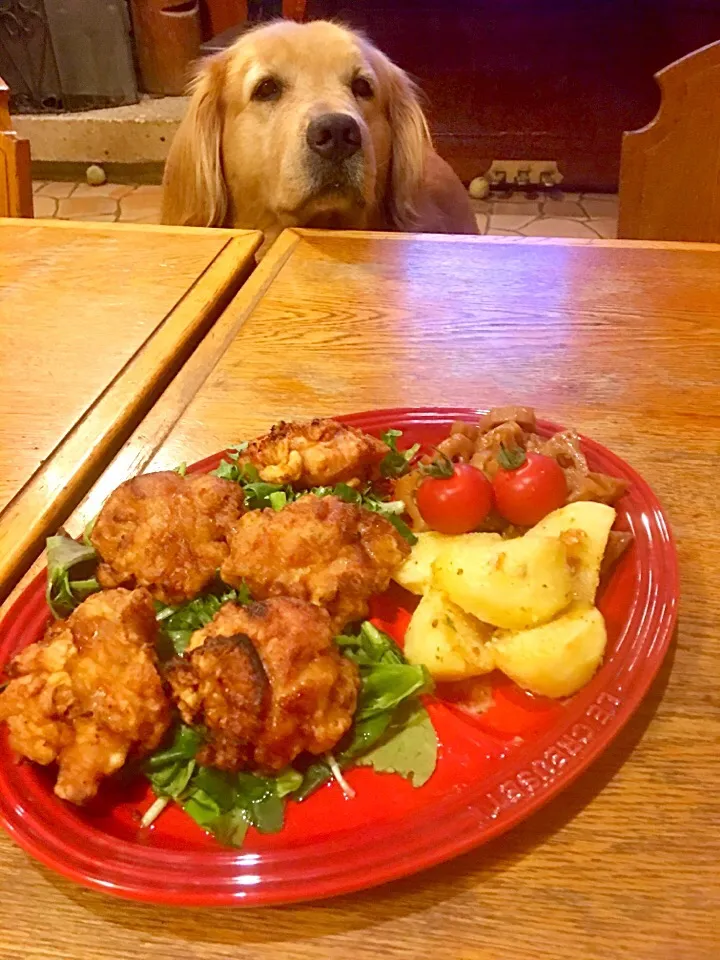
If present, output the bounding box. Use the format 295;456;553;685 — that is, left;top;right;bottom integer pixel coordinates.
0;229;263;601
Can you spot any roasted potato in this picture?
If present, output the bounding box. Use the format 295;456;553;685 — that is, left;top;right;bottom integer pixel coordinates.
394;531;501;595
527;502;616;603
489;603;607;698
433;534;573;630
404;587;495;680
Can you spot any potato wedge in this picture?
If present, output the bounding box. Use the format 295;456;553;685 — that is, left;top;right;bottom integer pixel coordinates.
404;587;496;680
527;502;616;603
489;604;607;698
394;531;501;595
433;534;573;630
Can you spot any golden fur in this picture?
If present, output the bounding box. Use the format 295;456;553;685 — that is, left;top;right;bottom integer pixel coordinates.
161;20;477;246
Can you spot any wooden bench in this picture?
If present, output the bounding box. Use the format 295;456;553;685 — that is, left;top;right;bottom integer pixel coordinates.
619;39;720;243
0;76;33;218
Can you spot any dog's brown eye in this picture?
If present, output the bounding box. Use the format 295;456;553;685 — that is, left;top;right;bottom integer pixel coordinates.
351;77;373;99
252;77;282;102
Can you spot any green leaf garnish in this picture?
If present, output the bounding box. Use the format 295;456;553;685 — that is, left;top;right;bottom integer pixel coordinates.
297;623;437;802
379;429;420;479
45;531;101;618
155;581;250;656
356;663;432;720
356;700;437;787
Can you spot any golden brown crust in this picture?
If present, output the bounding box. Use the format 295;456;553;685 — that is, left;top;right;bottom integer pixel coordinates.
221;494;410;630
169;597;360;772
238;418;388;488
91;471;245;604
166;634;268;771
0;588;171;804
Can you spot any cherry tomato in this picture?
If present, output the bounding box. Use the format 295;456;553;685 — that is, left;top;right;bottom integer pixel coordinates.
416;462;493;534
492;448;567;526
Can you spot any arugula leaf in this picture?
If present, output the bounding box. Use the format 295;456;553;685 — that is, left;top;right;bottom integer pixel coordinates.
356;663;432;719
212;808;251;847
183;789;223;827
145;724;204;769
382;512;418;546
296;624;435;802
155;581;250;656
242;480;290;510
295;761;332;802
296;711;394;799
275;768;303;798
379;429;421;479
211;459;242;482
45;531;101;618
144;725;203;803
337;621;407;666
356;700;437;787
147;758;196;798
143;731;300;847
209;446;417;542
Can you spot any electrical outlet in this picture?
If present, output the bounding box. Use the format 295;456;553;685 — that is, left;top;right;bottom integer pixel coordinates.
485;160;563;187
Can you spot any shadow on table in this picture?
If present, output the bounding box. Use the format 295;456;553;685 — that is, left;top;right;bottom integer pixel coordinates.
45;632;677;947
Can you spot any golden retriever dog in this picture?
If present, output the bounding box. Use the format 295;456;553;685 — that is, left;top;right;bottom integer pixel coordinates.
161;19;478;248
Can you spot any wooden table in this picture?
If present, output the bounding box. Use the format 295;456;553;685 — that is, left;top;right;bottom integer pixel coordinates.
1;230;718;960
0;218;261;601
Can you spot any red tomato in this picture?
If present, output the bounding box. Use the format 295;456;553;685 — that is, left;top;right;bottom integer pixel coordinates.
416;463;493;534
492;449;567;526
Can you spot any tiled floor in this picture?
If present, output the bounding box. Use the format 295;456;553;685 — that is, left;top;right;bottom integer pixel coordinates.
31;181;619;237
32;181;163;224
471;191;618;239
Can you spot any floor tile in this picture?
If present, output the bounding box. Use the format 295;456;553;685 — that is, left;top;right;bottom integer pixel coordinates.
71;183;136;200
70;213;120;222
587;217;618;239
32;195;58;218
542;198;586;218
56;196;118;220
32;181;47;194
130;185;164;198
118;189;162;222
490;200;541;217
489;213;538;231
581;197;620;218
36;181;76;199
520;217;599;239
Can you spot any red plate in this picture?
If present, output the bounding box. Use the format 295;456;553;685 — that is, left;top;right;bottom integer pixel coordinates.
0;407;678;907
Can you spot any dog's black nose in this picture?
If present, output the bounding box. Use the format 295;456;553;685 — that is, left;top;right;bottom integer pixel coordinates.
306;113;362;161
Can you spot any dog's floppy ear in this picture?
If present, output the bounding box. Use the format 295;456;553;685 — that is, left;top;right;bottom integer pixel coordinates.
377;54;433;229
161;54;229;228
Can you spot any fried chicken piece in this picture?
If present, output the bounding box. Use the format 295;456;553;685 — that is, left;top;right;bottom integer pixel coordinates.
221;495;410;630
166;598;359;772
238;418;389;488
0;589;170;804
91;471;244;604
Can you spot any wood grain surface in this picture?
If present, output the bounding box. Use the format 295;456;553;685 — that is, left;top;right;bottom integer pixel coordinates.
1;230;718;960
619;38;720;243
0;76;33;218
0;219;261;600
